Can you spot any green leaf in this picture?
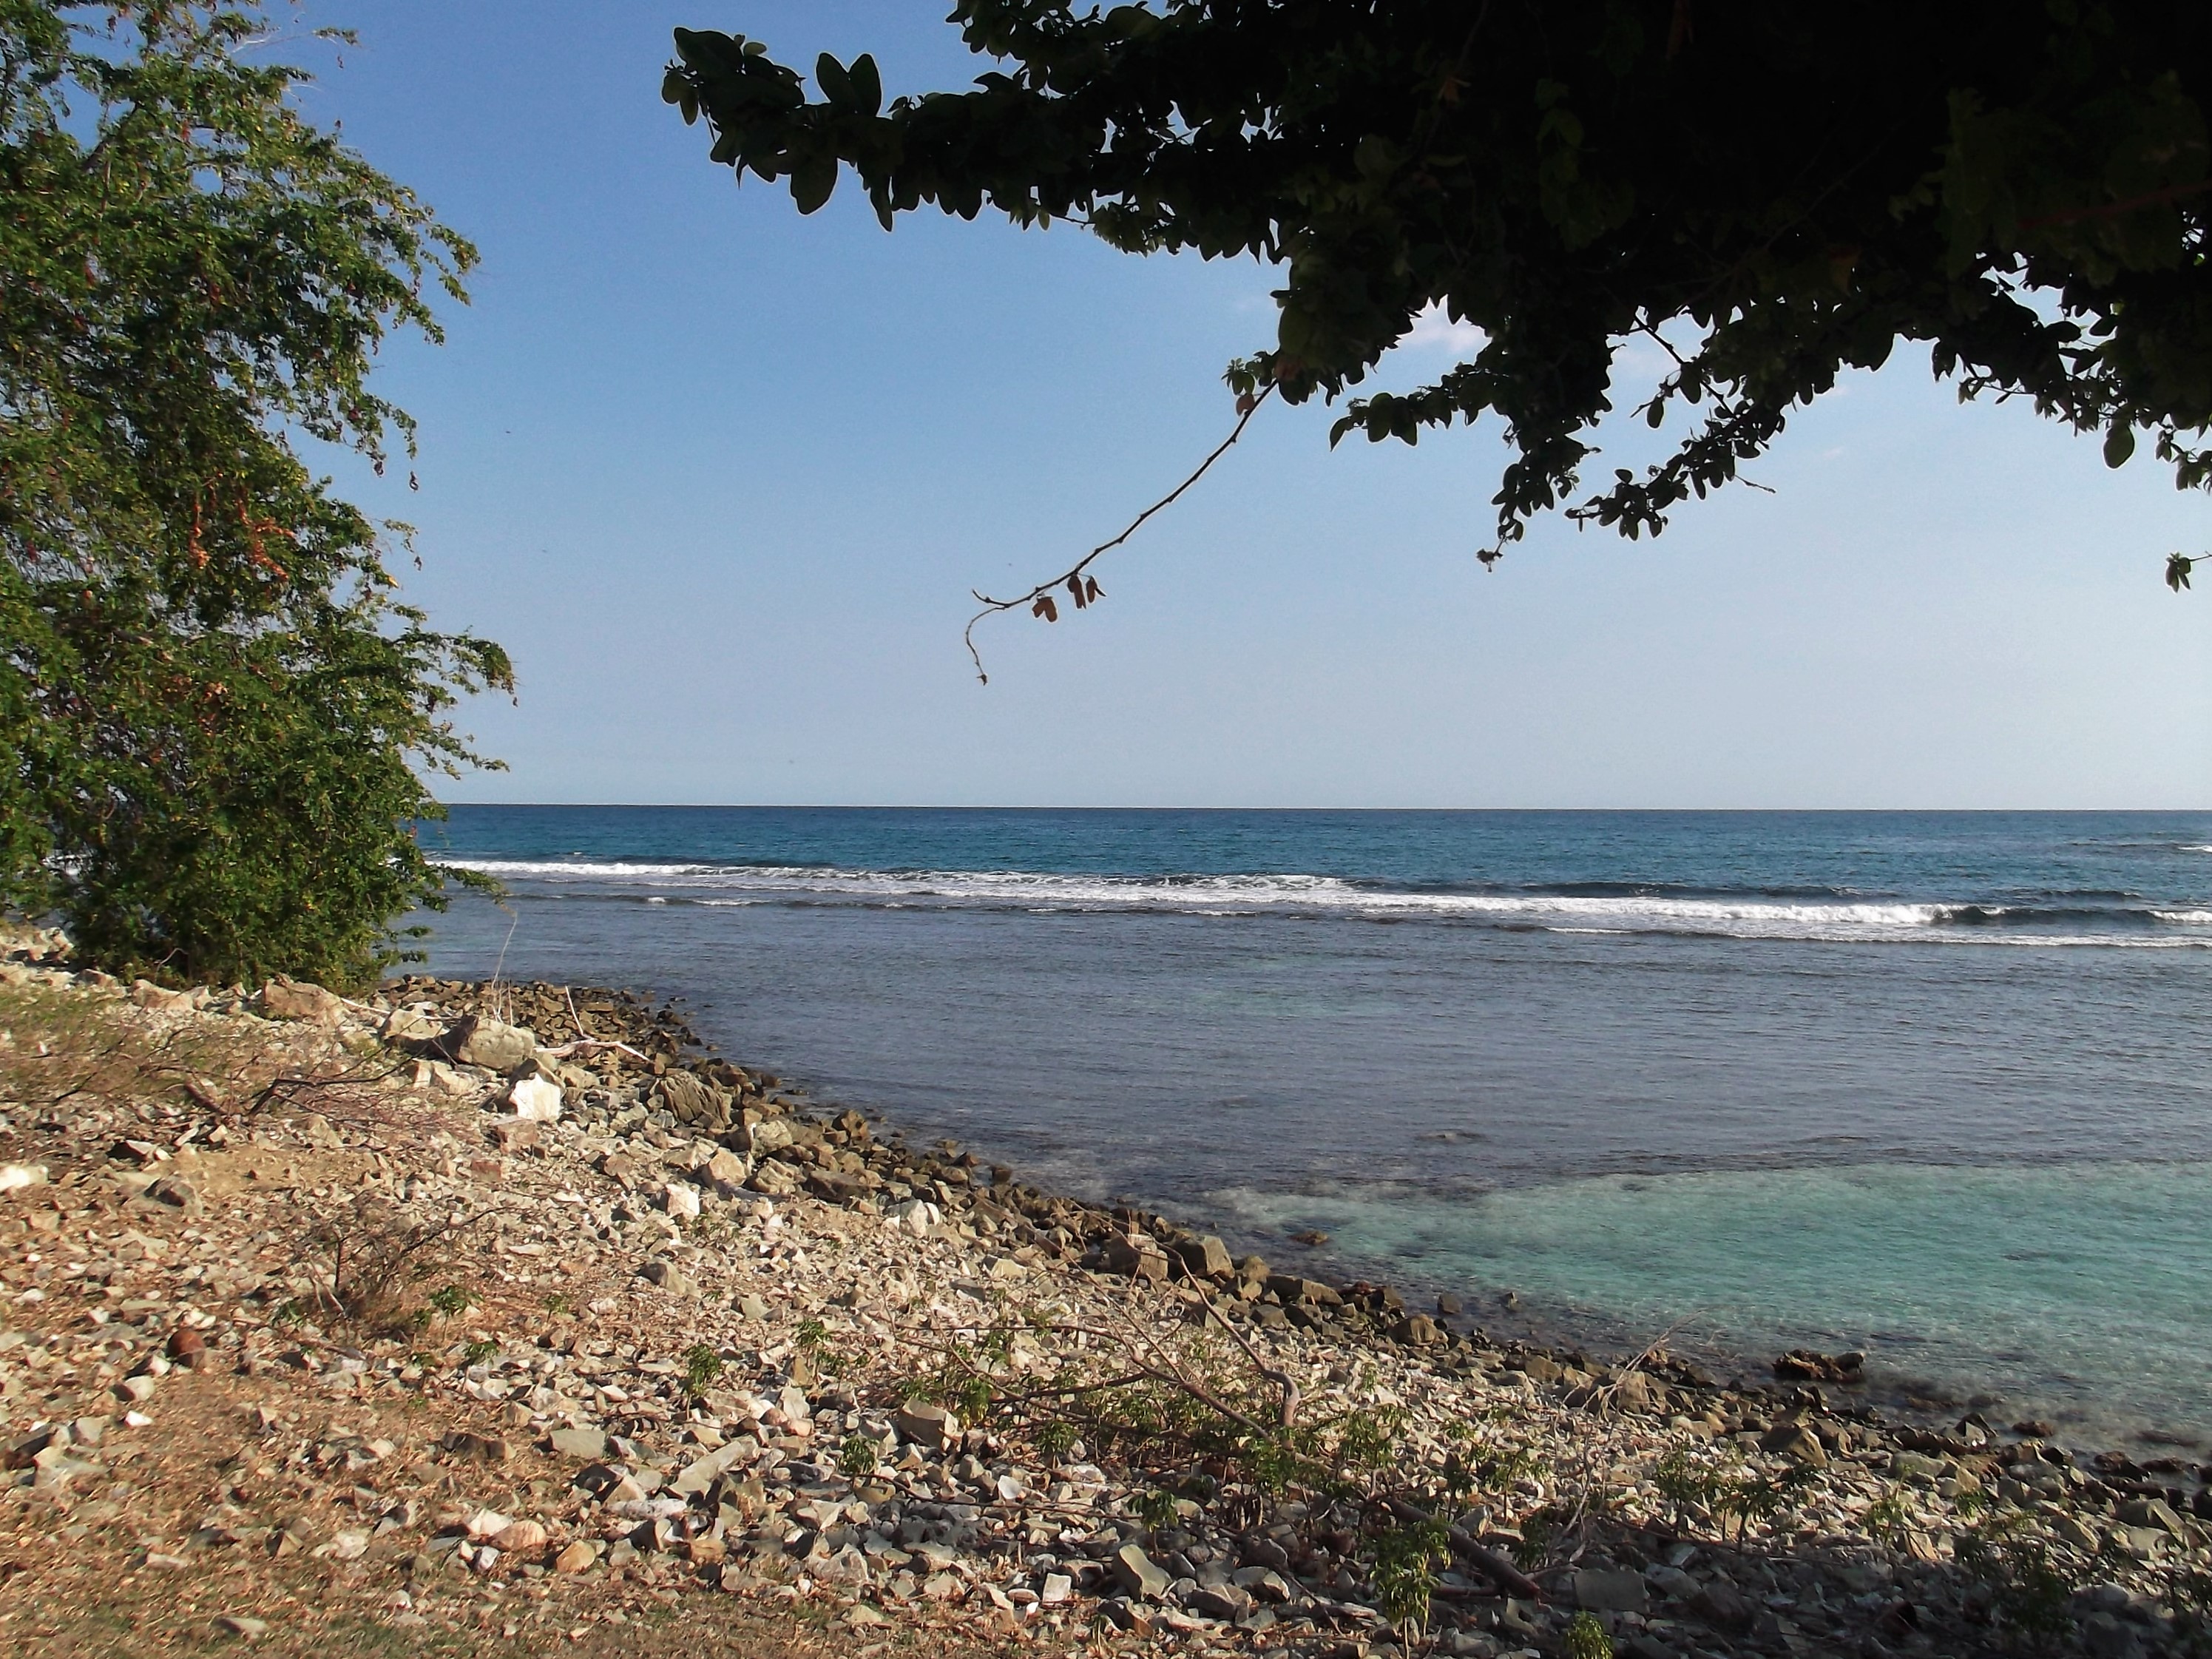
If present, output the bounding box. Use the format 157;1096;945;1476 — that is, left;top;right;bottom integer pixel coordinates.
816;52;854;108
791;153;838;214
2103;425;2135;467
849;54;883;118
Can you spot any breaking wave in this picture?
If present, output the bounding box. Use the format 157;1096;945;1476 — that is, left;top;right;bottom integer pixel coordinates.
440;858;2211;946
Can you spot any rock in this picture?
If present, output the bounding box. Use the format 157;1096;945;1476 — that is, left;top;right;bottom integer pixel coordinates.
261;977;344;1025
2117;1496;2186;1534
1773;1348;1865;1383
1190;1584;1254;1621
1691;1580;1755;1631
734;1294;770;1321
488;1118;542;1152
505;1076;564;1123
1041;1572;1074;1605
671;1440;754;1497
382;1004;444;1043
1436;1291;1464;1316
0;1163;48;1195
1114;1543;1172;1601
143;1176;199;1211
1100;1235;1170;1280
2049;1512;2102;1552
1172;1236;1234;1280
442;1431;513;1462
491;1519;547;1552
703;1148;749;1189
131;979;200;1012
748;1159;803;1198
656;1070;731;1129
740;1116;796;1155
1265;1274;1342;1307
640;1258;702;1297
1758;1422;1830;1464
1572;1567;1649;1615
1390;1314;1443;1346
549;1426;608;1460
214;1615;269;1638
886;1198;941;1237
465;1510;513;1539
450;1017;536;1072
2081;1611;2148;1659
893;1401;961;1451
662;1182;700;1220
805;1168;870;1204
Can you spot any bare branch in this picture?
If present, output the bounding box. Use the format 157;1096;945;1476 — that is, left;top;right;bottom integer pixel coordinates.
963;385;1276;682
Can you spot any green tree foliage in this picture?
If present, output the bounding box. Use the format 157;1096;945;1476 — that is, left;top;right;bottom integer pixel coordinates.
1;1;509;987
666;1;2212;578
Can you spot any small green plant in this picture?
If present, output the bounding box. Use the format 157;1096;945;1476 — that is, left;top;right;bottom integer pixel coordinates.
460;1338;498;1367
426;1284;473;1317
1036;1421;1079;1464
1564;1609;1616;1659
543;1291;574;1316
682;1342;725;1398
2163;1564;2212;1656
1370;1519;1448;1641
269;1299;307;1331
1477;1442;1546;1492
1132;1488;1180;1536
1511;1504;1561;1570
1864;1484;1913;1544
1957;1518;2079;1641
837;1432;881;1481
791;1317;849;1378
1651;1445;1819;1542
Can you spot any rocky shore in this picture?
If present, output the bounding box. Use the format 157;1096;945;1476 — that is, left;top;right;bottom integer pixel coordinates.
1;948;2209;1658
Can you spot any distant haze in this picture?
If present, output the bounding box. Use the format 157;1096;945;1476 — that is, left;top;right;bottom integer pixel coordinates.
305;1;2209;808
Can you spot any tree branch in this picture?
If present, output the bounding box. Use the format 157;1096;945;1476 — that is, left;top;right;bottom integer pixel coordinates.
964;385;1276;682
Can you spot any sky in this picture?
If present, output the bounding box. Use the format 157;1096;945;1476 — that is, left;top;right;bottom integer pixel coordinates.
289;1;2211;809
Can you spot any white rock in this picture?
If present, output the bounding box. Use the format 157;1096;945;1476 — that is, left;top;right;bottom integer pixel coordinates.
886;1198;941;1237
663;1182;701;1219
506;1076;564;1122
382;1004;444;1043
465;1509;513;1539
0;1163;47;1195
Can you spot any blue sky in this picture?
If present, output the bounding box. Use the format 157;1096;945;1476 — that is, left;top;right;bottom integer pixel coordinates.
296;1;2209;808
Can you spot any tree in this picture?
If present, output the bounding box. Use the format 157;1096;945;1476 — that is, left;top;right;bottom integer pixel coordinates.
664;1;2212;618
1;1;509;987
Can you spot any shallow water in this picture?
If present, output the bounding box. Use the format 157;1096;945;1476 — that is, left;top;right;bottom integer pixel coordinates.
413;807;2212;1442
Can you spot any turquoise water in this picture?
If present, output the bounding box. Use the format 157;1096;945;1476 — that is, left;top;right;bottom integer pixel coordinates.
1215;1160;2212;1435
413;807;2212;1443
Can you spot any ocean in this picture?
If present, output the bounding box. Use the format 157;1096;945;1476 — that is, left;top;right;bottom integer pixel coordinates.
411;807;2212;1445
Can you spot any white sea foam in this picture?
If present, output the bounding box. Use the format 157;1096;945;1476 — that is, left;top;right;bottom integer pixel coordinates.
439;856;2211;945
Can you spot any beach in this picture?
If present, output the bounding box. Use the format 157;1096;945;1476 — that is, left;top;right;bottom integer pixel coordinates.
3;951;2208;1657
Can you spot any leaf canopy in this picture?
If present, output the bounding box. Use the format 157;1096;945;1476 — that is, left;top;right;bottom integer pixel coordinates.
666;1;2212;563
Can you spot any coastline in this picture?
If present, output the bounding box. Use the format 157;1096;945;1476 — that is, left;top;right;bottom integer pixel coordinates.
1;955;2208;1658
